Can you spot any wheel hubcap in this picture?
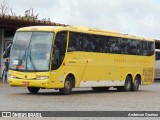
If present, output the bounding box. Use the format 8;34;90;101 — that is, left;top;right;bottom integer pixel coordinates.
134;79;139;87
126;80;131;89
65;81;71;89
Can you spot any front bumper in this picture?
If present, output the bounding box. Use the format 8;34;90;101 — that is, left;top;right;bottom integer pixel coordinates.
9;78;51;88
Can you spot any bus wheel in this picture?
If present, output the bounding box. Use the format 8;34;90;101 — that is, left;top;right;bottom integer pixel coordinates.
117;86;123;91
117;76;132;92
27;87;40;94
92;87;109;92
59;76;73;95
131;76;140;91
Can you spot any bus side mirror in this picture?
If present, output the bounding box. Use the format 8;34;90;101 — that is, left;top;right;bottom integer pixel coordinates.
3;43;12;58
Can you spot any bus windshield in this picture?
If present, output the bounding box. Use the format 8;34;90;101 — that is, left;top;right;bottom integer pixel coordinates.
9;32;53;71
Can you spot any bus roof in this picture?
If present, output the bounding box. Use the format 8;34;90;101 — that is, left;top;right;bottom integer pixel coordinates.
17;26;154;42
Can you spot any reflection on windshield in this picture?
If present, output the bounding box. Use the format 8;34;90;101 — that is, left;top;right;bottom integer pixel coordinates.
10;32;53;71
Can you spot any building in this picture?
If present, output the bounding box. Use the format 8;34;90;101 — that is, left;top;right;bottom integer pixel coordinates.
0;14;67;77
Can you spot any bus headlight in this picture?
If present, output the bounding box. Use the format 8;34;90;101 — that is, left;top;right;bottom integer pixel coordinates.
36;76;49;80
9;74;16;78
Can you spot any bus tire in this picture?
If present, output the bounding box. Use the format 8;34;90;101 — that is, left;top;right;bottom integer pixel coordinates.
92;87;109;92
27;87;40;94
59;76;73;95
131;76;140;91
117;86;123;91
117;76;132;92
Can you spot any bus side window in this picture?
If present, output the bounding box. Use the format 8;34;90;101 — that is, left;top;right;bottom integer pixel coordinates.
148;42;154;56
83;34;96;52
68;33;76;51
102;37;110;53
68;32;83;52
109;37;120;54
140;41;148;56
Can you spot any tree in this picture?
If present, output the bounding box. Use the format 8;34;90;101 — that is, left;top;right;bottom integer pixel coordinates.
23;7;39;20
0;0;51;21
23;7;51;21
0;0;9;15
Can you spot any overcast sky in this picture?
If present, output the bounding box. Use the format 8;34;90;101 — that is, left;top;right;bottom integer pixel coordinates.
2;0;160;39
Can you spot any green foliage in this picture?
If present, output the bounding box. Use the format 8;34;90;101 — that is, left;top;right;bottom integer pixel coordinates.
22;7;39;20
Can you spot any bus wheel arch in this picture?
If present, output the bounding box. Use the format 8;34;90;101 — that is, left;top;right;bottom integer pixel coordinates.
117;74;132;92
59;73;75;95
67;73;76;88
131;74;141;91
27;87;40;94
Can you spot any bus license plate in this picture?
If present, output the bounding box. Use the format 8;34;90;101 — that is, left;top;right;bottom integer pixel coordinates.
22;82;29;85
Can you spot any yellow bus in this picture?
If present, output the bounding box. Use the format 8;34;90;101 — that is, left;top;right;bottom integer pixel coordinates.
9;26;155;95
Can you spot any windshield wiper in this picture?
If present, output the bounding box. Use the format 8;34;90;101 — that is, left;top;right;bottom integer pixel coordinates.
27;48;37;71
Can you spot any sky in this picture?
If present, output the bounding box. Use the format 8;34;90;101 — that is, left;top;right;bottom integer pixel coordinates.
1;0;160;39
